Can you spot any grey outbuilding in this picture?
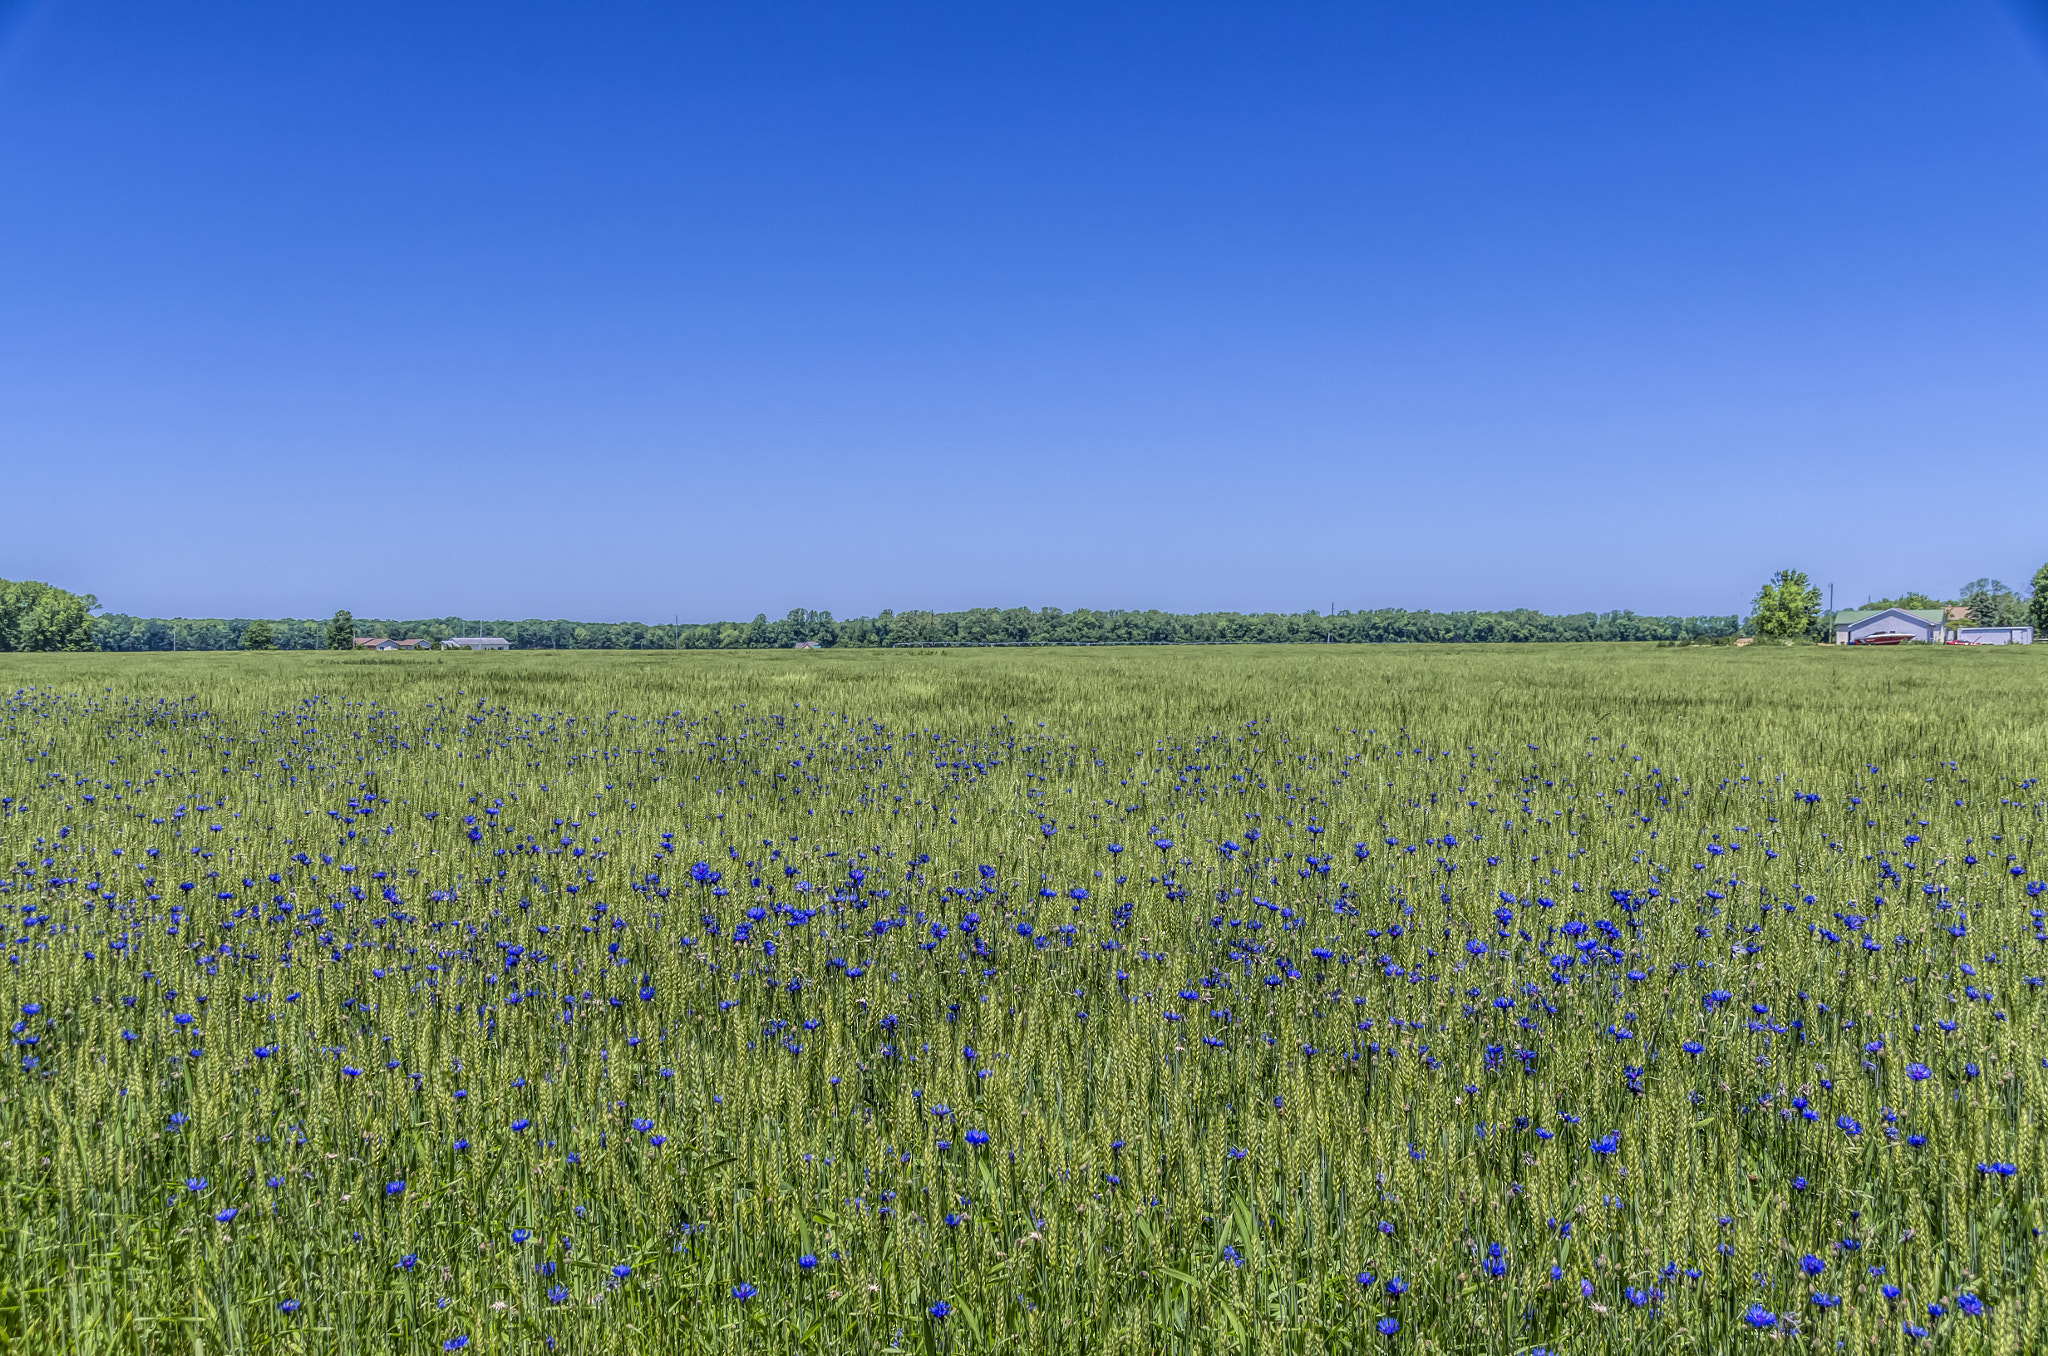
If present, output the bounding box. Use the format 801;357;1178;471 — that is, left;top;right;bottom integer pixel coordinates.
1831;608;1944;645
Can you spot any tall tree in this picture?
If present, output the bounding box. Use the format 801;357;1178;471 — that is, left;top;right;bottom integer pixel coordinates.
242;620;274;650
0;580;99;651
1748;569;1823;640
325;610;356;650
2032;562;2048;635
1958;578;2023;628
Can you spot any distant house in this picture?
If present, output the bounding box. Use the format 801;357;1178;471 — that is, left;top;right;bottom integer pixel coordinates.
442;636;512;650
792;640;822;650
1832;608;1944;645
1956;626;2034;645
354;637;400;651
393;638;429;649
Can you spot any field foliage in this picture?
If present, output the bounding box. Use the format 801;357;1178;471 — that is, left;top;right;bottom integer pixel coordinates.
1;644;2043;1354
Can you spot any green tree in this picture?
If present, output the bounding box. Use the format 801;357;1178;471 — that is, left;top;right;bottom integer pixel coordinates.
1867;592;1946;613
1958;578;2023;628
325;610;356;650
1748;568;1822;640
2032;562;2048;635
242;620;274;650
0;580;99;652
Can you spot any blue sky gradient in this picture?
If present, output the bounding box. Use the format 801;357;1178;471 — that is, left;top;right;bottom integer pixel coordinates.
4;2;2046;622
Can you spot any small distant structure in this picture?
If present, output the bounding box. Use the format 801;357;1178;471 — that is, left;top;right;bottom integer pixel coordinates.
393;638;429;649
1832;608;1943;645
354;637;400;651
442;636;512;650
1955;625;2034;645
792;640;822;650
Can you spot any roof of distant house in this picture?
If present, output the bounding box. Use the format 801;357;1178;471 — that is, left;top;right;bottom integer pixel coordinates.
1832;609;1944;626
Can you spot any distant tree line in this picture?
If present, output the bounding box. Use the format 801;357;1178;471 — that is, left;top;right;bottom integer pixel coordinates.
27;566;2045;655
83;604;1742;652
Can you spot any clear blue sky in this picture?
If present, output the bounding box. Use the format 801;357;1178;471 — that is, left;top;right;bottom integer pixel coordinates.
4;2;2046;623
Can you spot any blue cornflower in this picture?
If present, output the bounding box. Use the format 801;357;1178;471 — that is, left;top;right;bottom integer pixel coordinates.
278;1299;301;1314
385;1181;405;1197
731;1283;757;1300
442;1340;469;1352
798;1255;818;1271
1744;1305;1777;1329
1385;1277;1408;1297
1376;1317;1399;1336
214;1208;237;1224
1799;1255;1824;1276
1957;1293;1983;1317
612;1265;631;1280
928;1301;950;1319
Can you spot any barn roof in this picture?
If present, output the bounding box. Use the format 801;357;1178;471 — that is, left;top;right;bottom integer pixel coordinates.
1832;609;1944;626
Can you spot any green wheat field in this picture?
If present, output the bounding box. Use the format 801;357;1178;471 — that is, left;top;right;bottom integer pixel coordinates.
1;643;2043;1355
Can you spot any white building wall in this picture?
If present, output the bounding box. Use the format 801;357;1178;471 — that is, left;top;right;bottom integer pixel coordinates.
1845;614;1938;643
